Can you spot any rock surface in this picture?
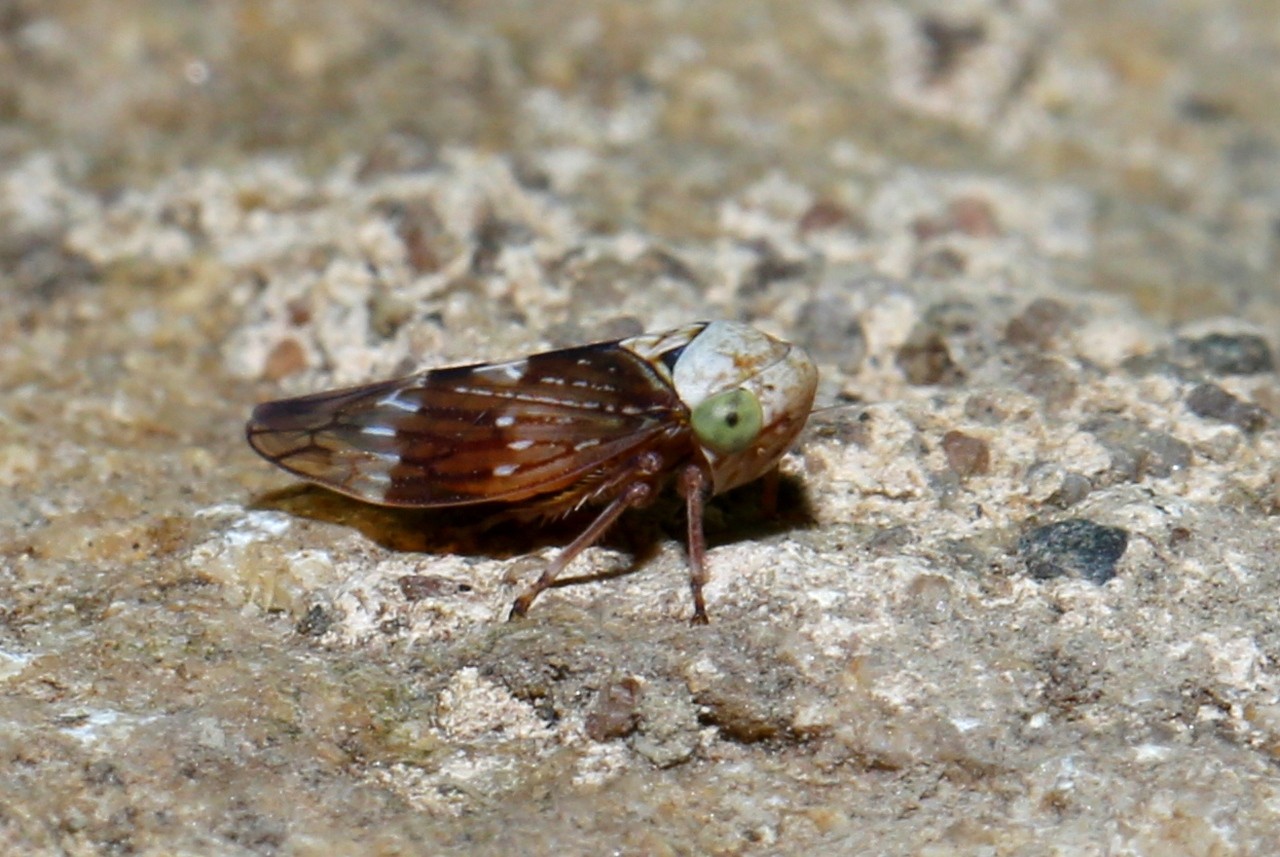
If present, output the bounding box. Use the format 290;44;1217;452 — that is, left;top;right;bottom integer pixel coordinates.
3;2;1280;854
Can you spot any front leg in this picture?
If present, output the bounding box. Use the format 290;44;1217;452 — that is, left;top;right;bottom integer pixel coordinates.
679;464;711;625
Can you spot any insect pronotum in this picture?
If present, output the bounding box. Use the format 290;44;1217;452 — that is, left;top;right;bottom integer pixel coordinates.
246;320;819;622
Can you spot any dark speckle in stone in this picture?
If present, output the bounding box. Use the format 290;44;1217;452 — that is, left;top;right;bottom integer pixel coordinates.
799;199;860;234
869;525;917;554
6;233;100;305
809;408;873;445
636;248;699;284
1018;519;1129;584
896;302;988;385
897;329;962;385
1185;383;1268;434
912;197;999;241
918;16;987;83
1049;473;1092;508
1012;355;1078;409
585;677;642;742
690;647;798;744
1120;350;1196;381
471;216;535;275
740;251;808;295
941;430;990;477
1005;298;1071;348
913;246;968;278
1083;416;1192;480
1181;333;1274;376
397;574;473;601
376;199;446;274
295;605;333;637
1178;94;1234;123
963;392;1007;425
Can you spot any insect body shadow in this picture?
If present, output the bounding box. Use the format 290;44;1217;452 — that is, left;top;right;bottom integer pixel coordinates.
246;474;814;602
247;485;597;562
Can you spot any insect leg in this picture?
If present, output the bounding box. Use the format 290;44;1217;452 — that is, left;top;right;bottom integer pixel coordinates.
679;464;711;625
508;480;654;620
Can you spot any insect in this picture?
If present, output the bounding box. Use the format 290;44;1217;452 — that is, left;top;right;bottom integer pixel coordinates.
246;321;818;622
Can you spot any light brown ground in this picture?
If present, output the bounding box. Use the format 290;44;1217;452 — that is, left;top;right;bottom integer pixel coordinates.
3;2;1280;854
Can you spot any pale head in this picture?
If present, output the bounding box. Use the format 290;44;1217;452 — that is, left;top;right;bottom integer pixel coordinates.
668;321;818;494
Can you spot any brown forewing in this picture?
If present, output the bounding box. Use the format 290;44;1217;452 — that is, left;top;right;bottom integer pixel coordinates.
246;342;694;509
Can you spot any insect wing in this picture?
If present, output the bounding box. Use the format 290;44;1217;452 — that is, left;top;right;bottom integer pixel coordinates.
246;342;688;507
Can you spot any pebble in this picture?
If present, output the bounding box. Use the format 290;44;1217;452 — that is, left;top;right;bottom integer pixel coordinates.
1181;333;1274;376
1018;519;1129;584
1083;416;1191;480
1185;383;1268;434
584;677;643;741
941;430;990;477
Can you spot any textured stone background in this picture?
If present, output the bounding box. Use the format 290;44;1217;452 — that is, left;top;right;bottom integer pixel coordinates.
3;1;1280;854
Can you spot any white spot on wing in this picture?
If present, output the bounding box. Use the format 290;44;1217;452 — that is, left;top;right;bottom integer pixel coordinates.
494;464;519;477
453;386;596;408
508;439;534;450
474;361;527;383
361;425;397;437
573;438;601;450
380;394;420;414
495;415;516;427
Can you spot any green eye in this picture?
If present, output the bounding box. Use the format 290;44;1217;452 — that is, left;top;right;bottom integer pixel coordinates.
691;388;764;455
